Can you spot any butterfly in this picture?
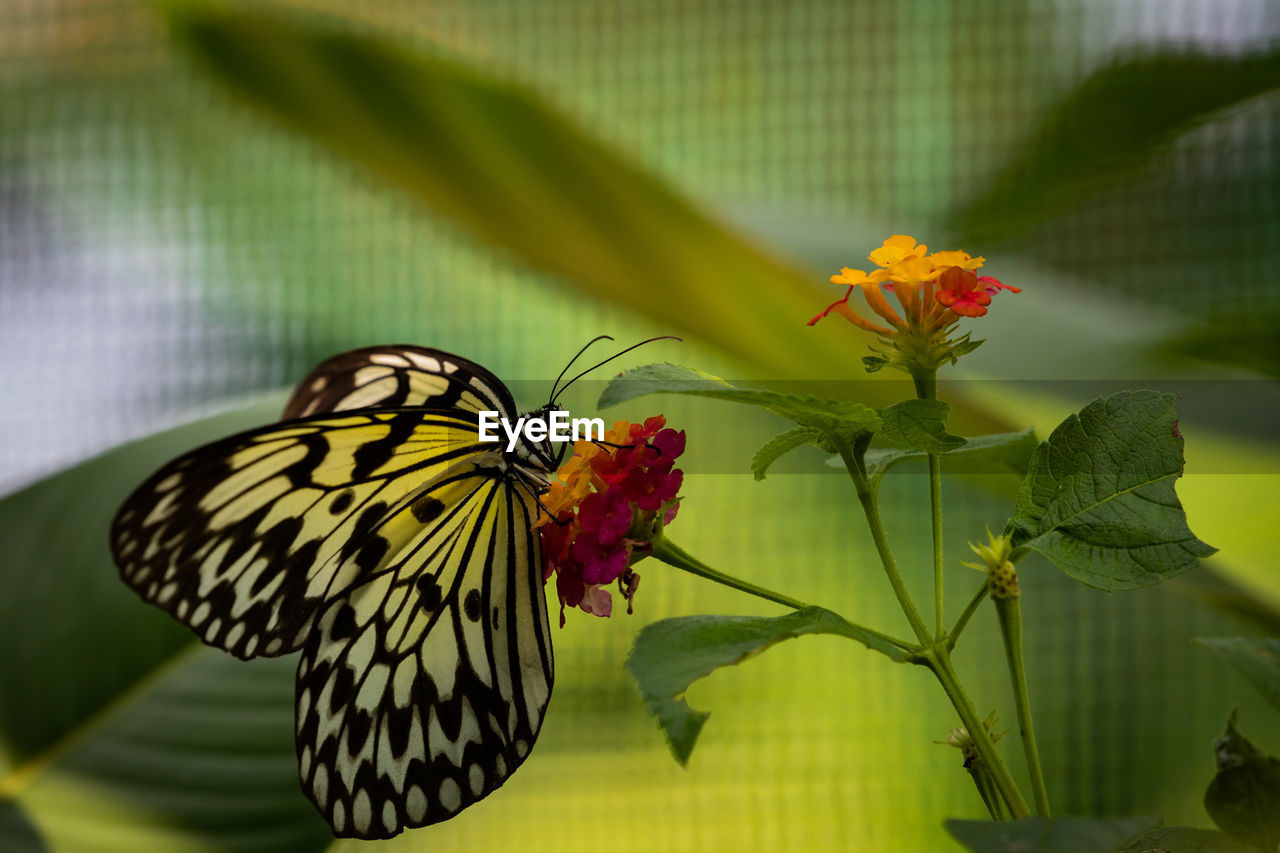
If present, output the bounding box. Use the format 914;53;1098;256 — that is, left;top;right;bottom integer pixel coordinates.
109;339;652;839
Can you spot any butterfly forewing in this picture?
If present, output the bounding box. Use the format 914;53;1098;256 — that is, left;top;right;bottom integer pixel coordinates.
296;471;552;838
111;410;489;659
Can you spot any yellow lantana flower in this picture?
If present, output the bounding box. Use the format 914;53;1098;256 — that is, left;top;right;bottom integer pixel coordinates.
869;234;927;268
928;250;985;272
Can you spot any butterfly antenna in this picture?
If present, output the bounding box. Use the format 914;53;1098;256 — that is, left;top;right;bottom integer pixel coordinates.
553;336;682;402
549;335;615;404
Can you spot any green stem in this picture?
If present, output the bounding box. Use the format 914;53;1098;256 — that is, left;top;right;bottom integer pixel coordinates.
929;452;943;637
832;436;932;644
967;763;1006;821
929;650;1031;819
948;582;989;649
995;595;1051;817
911;369;945;639
648;533;917;654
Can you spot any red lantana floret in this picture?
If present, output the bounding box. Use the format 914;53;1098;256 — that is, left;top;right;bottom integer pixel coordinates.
535;415;685;625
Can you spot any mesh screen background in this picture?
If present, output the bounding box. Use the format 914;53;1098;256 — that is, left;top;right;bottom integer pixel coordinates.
1;1;1277;851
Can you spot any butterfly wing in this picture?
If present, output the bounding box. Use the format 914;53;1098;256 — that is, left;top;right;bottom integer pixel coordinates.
110;409;490;659
296;469;552;838
283;345;519;420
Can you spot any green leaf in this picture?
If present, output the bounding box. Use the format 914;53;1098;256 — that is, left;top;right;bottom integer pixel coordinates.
1204;711;1280;852
600;363;881;436
751;427;826;480
948;50;1280;243
832;428;1037;488
1008;391;1215;590
625;607;905;766
0;403;331;849
1119;826;1256;853
877;399;966;453
164;4;872;380
1197;638;1280;714
945;816;1160;853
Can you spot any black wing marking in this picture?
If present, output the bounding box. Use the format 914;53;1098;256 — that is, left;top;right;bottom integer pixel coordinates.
296;473;552;838
110;409;492;659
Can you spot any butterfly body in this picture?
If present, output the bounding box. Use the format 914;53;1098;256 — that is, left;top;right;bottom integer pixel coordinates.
111;346;558;839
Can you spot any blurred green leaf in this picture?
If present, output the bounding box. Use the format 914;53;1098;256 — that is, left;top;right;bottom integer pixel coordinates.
949;50;1280;243
0;402;278;763
1175;571;1280;638
945;816;1159;852
1204;710;1280;852
1158;312;1280;380
1118;826;1256;852
878;399;966;453
625;607;905;766
0;800;45;853
0;402;331;850
164;4;870;380
1197;638;1280;714
600;363;881;435
1009;391;1215;590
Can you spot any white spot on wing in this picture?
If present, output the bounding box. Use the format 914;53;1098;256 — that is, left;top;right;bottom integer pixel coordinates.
438;778;462;812
352;789;372;835
406;785;426;822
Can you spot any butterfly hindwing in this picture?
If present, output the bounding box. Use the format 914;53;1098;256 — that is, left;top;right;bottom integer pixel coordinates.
296;467;552;838
111;409;490;659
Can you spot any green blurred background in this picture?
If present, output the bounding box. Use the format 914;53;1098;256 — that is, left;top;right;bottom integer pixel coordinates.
1;1;1279;850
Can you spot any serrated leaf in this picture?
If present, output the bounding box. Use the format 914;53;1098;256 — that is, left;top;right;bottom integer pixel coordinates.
948;50;1280;243
1197;638;1280;714
1119;826;1256;853
945;816;1160;853
1009;391;1215;590
600;363;880;436
751;428;826;480
877;399;966;454
626;607;906;766
1204;711;1280;852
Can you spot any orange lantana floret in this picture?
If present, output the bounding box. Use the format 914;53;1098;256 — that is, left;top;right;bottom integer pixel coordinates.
810;235;1020;372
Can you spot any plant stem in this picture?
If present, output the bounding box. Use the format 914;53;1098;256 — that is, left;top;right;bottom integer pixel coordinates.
649;533;917;653
911;368;946;640
967;763;1006;821
830;422;1029;817
995;595;1050;817
650;533;807;609
947;582;989;649
929;649;1031;819
832;437;932;644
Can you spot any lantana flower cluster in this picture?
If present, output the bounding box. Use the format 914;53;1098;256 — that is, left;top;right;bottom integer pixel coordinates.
536;416;685;625
809;235;1020;372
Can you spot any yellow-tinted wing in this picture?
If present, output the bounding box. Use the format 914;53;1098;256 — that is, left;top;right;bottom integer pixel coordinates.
110;409;492;659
